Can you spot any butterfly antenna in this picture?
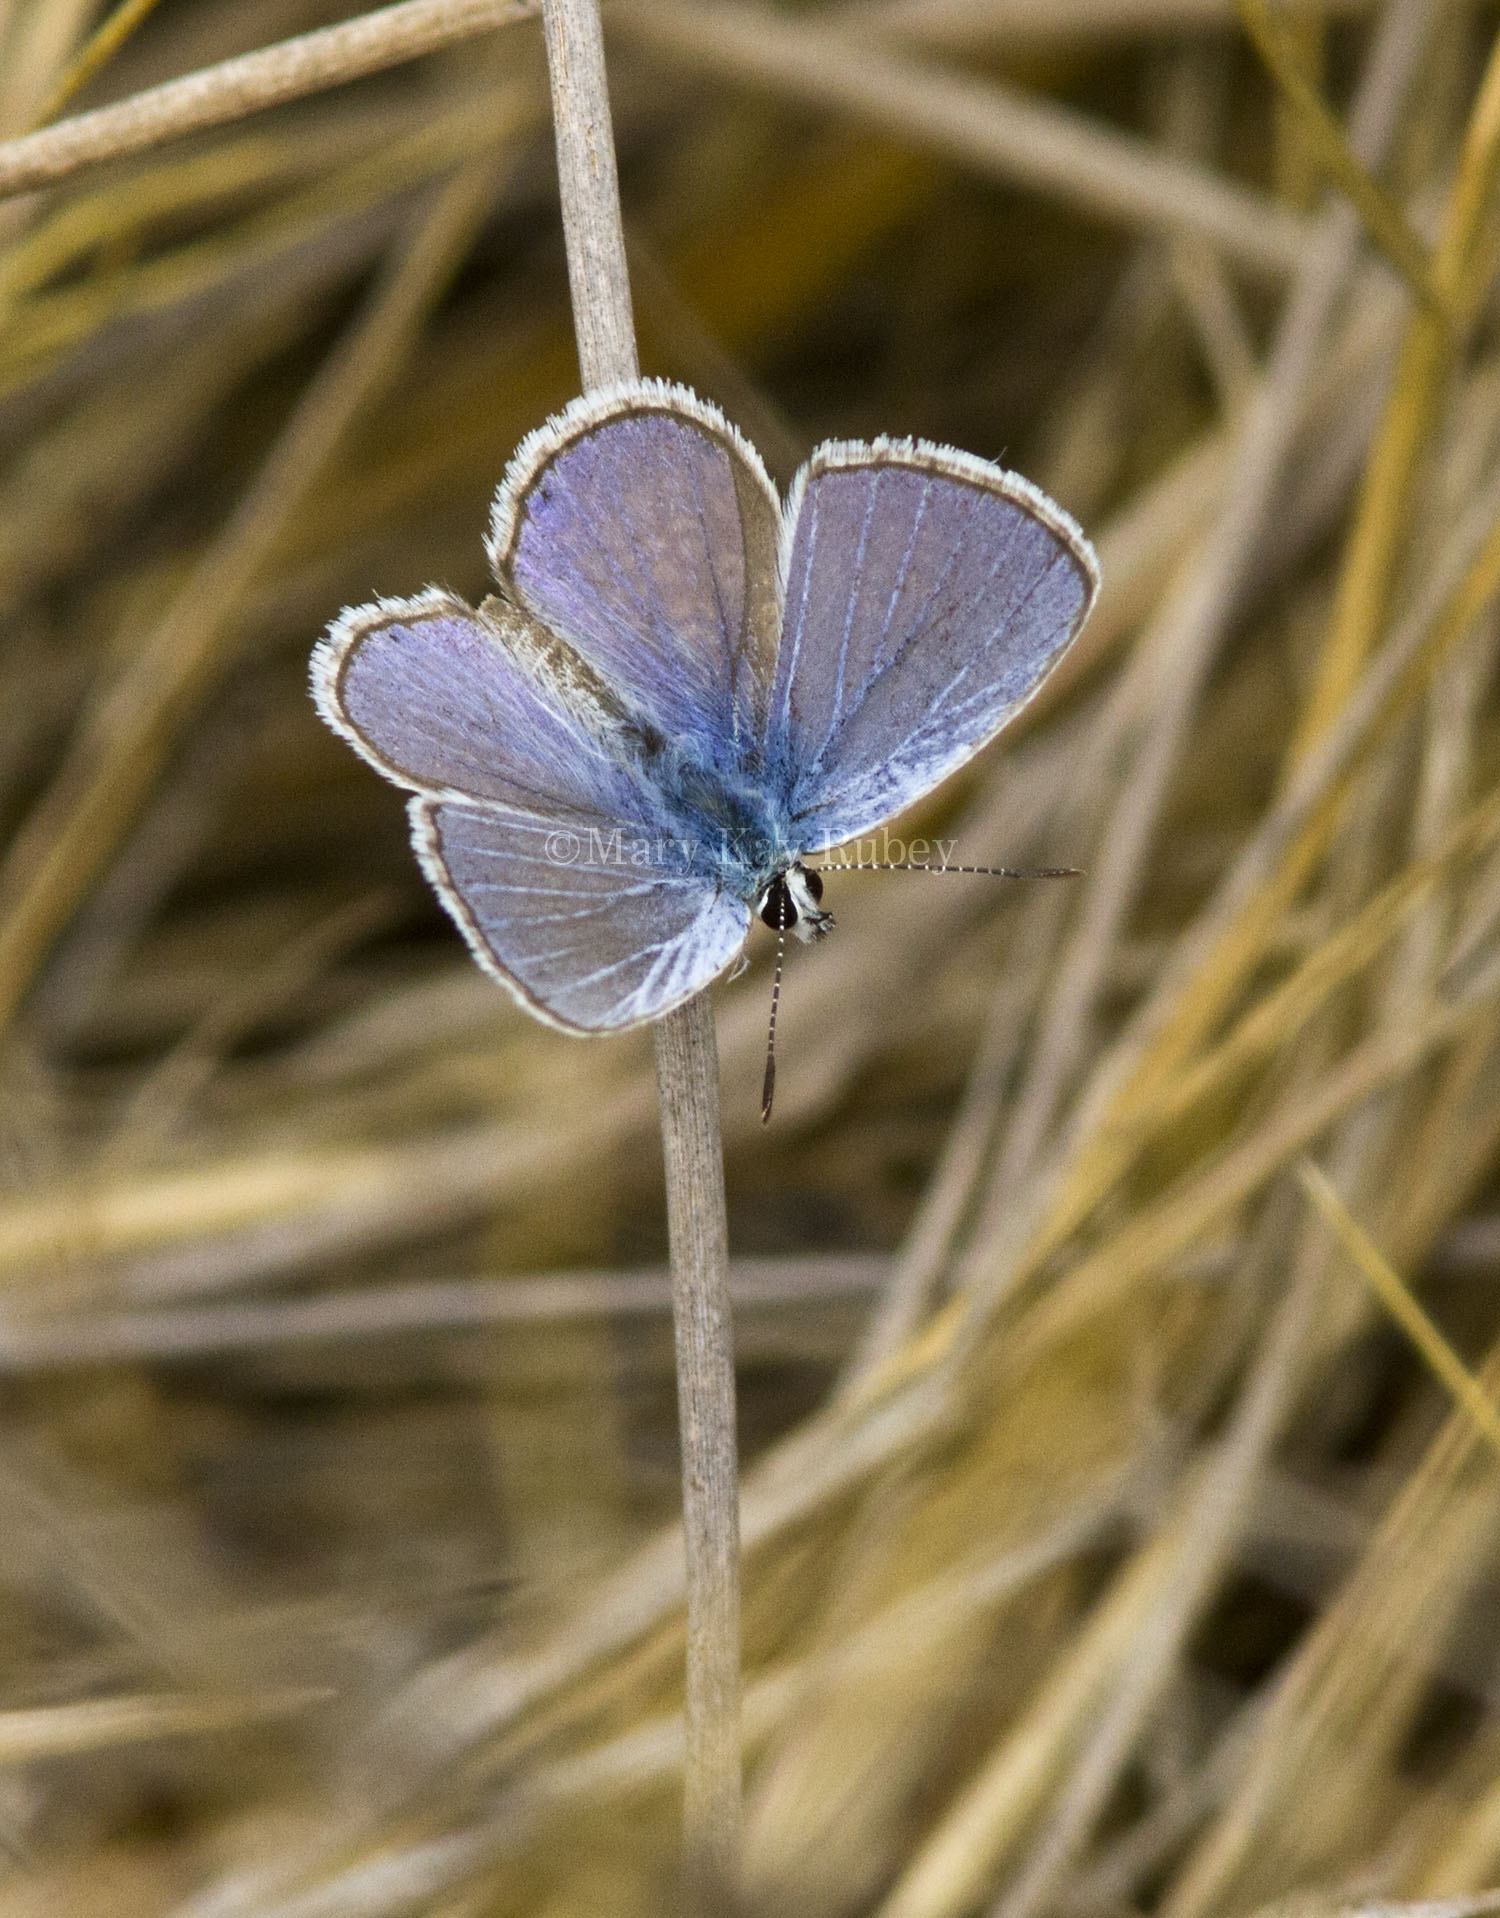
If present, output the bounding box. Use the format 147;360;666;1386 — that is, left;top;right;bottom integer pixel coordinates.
811;861;1083;880
761;889;789;1125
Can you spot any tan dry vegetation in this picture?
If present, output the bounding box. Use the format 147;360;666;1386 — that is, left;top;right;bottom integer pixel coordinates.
2;0;1500;1914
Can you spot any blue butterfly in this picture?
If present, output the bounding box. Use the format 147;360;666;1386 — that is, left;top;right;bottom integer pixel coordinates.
312;380;1098;1035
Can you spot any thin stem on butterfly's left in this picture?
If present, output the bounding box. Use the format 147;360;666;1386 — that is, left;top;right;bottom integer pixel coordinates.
0;0;540;201
539;1;743;1909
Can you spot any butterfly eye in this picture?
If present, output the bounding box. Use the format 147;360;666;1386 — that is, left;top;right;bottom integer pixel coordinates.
758;876;794;930
801;866;824;905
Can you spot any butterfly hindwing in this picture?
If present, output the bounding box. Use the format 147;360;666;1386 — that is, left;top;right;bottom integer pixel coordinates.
412;799;750;1032
487;380;783;767
769;441;1099;849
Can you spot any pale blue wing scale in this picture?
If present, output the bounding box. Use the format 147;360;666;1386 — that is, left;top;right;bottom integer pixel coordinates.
769;443;1099;848
311;586;645;820
412;799;750;1033
486;380;782;770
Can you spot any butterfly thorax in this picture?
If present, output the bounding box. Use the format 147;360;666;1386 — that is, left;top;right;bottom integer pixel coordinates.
630;729;801;903
630;734;833;940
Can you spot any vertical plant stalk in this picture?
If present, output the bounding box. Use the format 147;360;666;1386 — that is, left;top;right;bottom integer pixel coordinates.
538;0;742;1907
657;1000;742;1908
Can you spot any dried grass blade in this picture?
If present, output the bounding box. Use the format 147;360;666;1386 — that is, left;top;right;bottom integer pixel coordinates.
33;0;170;126
620;0;1312;274
1293;24;1500;753
1236;0;1449;321
0;0;540;201
1112;778;1500;1150
1011;437;1500;1307
0;1688;327;1762
1297;1159;1500;1461
1005;989;1497;1376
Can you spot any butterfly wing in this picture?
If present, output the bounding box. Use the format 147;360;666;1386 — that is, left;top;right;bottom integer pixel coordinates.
314;586;645;813
411;799;750;1033
312;588;750;1032
769;441;1099;849
487;379;783;769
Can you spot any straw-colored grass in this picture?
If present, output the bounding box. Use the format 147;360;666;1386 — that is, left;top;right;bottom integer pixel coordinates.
3;1;1500;1915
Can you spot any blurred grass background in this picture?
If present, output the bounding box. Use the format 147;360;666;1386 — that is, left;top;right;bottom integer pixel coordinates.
6;0;1500;1913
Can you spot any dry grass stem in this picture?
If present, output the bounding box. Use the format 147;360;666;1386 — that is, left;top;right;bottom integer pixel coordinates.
1297;1161;1500;1462
622;0;1312;275
33;0;170;127
1235;0;1448;321
0;1255;883;1373
852;0;1375;49
0;0;540;199
541;0;742;1902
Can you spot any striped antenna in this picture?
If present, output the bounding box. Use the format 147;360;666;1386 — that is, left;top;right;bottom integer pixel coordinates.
761;885;789;1124
811;861;1082;879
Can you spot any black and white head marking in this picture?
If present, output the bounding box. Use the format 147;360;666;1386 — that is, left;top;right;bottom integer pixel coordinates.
757;862;834;944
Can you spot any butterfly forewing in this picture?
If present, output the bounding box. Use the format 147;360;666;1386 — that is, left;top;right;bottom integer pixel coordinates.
487;380;782;767
314;588;637;816
770;443;1098;849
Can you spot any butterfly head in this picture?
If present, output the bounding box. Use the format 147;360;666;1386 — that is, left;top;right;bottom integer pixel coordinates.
757;863;834;945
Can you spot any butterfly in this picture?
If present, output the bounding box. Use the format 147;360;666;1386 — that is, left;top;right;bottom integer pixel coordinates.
311;379;1099;1036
